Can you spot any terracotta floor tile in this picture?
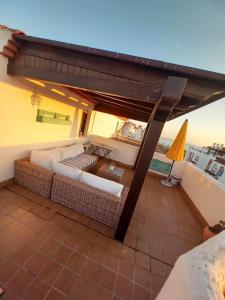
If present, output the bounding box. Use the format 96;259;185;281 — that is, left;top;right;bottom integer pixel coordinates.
151;258;172;278
68;210;80;221
0;288;21;300
12;245;34;265
83;228;98;242
98;267;116;291
51;227;68;242
71;222;86;236
134;266;151;289
24;232;47;250
39;238;59;257
66;251;86;273
39;260;62;284
9;206;27;218
75;238;92;256
0;260;18;284
94;233;110;249
54;268;77;295
121;245;136;262
95;287;113;300
23;278;50;300
7;269;34;296
63;232;81;249
107;240;123;257
114;275;133;300
24;252;48;275
71;276;96;300
118;261;134;280
50;213;66;225
103;254;119;272
0;231;22;257
81;259;102;282
0;214;15;229
151;273;167;299
45;288;67;300
78;214;92;226
135;252;150;271
52;245;72;265
133;283;151;300
88;244;106;263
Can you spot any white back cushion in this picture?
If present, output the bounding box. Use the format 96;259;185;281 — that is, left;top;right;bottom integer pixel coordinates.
52;161;82;180
30;148;61;170
72;144;84;156
80;171;123;197
60;146;77;160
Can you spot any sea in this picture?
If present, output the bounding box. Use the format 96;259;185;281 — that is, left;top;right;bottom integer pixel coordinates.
159;137;199;151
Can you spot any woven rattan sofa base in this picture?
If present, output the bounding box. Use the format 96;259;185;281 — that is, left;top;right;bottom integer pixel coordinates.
51;174;129;229
15;158;54;198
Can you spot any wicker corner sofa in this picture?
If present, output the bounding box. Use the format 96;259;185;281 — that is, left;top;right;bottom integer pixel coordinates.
15;157;128;228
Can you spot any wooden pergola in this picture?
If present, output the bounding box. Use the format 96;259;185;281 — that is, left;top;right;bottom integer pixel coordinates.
5;33;225;241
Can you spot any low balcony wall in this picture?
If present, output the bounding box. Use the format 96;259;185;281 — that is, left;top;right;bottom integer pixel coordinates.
89;134;139;166
181;162;225;225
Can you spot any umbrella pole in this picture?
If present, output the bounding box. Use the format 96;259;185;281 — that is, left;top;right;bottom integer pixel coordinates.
161;160;175;187
168;160;175;178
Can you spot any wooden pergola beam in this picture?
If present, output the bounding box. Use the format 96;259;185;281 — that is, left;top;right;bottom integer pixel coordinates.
8;63;160;102
115;76;187;241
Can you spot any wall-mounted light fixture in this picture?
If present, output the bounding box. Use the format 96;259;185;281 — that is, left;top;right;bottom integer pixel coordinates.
51;89;65;96
31;91;41;107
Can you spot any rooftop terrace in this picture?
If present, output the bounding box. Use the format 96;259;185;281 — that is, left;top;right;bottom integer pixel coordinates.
0;163;203;300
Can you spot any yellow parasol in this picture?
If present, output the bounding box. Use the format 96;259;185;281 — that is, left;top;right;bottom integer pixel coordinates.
161;119;188;186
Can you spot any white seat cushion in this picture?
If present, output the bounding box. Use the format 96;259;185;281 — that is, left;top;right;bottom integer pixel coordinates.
52;161;82;180
80;171;123;197
30;148;61;170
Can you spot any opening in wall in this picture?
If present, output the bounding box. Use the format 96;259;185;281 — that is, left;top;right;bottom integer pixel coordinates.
79;111;88;136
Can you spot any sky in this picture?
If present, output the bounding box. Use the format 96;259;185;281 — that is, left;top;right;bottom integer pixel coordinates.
1;0;225;146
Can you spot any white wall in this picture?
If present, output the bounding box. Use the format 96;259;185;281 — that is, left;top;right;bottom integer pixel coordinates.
0;28;93;181
90;134;139;166
89;111;122;138
181;163;225;225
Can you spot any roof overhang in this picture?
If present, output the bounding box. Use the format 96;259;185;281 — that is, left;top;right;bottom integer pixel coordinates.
5;34;225;122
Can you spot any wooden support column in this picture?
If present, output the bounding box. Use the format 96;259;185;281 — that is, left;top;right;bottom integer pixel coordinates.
115;76;187;242
133;122;150;170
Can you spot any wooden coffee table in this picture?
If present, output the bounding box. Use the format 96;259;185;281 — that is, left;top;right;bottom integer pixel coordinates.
97;164;125;183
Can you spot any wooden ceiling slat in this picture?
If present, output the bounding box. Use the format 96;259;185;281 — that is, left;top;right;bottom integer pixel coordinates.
95;103;150;122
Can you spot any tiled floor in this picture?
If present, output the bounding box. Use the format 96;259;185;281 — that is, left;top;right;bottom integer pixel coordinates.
0;168;204;299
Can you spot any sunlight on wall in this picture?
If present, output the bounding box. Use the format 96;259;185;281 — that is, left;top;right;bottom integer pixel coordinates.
89;111;121;138
0;81;75;147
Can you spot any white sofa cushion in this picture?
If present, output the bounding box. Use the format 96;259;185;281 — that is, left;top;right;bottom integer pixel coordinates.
71;144;84;156
30;148;61;170
52;161;82;180
60;145;77;160
80;171;123;197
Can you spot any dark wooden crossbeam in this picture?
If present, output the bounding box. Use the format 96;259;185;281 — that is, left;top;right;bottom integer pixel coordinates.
115;76;187;241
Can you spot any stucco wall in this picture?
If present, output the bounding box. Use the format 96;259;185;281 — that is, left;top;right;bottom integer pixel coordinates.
90;134;139;166
89;111;121;138
0;29;92;181
181;163;225;225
